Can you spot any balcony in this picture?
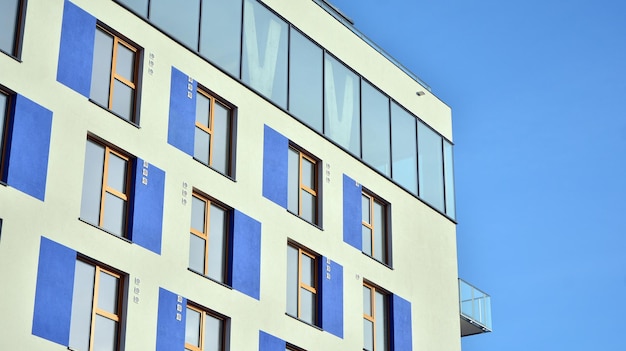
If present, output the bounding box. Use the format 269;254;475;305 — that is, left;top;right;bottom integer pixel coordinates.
459;279;492;336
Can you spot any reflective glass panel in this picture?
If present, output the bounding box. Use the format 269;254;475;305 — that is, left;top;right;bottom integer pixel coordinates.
390;103;417;194
362;226;372;256
286;246;298;316
242;0;288;107
289;29;323;132
200;0;242;77
0;94;8;167
363;319;374;351
194;128;211;165
97;271;119;314
115;43;135;81
107;153;128;193
324;55;360;155
301;289;315;324
361;81;391;175
287;148;299;214
418;122;444;211
361;195;370;224
91;29;114;108
150;0;200;49
444;141;456;218
204;314;223;351
191;196;206;233
93;315;118;351
112;79;134;120
301;191;316;223
301;158;315;189
195;93;210;126
69;261;95;351
80;141;105;225
301;253;314;286
373;201;386;262
189;234;206;274
212;102;231;174
117;0;148;16
103;193;126;236
375;291;388;351
363;286;371;315
185;307;201;346
0;0;20;55
208;204;227;282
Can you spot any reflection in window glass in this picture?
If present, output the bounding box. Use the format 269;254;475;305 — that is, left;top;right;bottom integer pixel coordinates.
443;141;456;218
289;29;323;132
0;0;21;56
200;0;243;77
361;81;391;176
390;103;417;194
150;0;200;49
242;0;288;107
324;55;360;155
91;29;114;108
418;122;444;211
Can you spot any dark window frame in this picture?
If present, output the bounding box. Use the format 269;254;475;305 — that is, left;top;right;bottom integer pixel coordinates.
361;187;392;266
0;0;27;59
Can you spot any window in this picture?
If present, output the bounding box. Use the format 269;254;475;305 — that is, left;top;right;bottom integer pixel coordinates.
0;90;9;178
0;0;25;57
287;146;319;224
69;259;124;351
185;303;226;351
363;282;389;351
90;25;140;122
361;190;389;264
80;138;132;237
286;243;318;325
189;192;229;283
194;88;233;175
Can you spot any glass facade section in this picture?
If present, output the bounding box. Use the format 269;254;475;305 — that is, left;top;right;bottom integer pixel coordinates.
418;122;444;211
324;55;360;155
390;103;417;195
118;0;148;16
242;0;288;107
151;0;200;49
200;0;242;77
289;29;323;132
361;81;391;176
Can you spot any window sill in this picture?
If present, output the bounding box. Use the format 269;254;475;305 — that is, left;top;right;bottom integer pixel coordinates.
361;251;393;270
187;268;233;291
192;157;235;182
286;209;323;231
88;99;141;128
285;313;323;332
78;218;132;244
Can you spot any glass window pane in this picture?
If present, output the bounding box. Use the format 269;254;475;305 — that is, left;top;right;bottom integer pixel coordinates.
200;0;242;77
212;102;231;174
103;193;126;236
286;246;298;316
0;94;6;154
361;195;370;224
375;291;388;351
194;128;211;165
69;261;95;351
106;153;128;193
362;226;372;256
117;0;148;16
91;29;114;107
112;79;134;121
300;289;315;324
363;319;374;351
195;93;210;126
391;103;417;194
418;122;444;211
97;271;119;314
150;0;200;49
324;55;360;155
287;148;299;214
301;253;314;286
361;81;391;176
301;158;315;190
373;202;386;262
0;0;20;55
204;314;223;351
185;307;201;347
363;286;371;315
81;141;105;225
115;43;135;81
208;205;227;282
242;0;288;107
191;196;206;233
301;191;316;223
289;29;323;132
444;141;456;219
93;315;118;351
189;234;206;274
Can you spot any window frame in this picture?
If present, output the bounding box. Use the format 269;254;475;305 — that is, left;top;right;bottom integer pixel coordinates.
363;281;390;351
0;88;11;182
91;23;142;124
193;85;236;176
287;242;319;326
184;301;228;351
361;188;391;265
0;0;27;59
288;144;321;225
188;190;231;283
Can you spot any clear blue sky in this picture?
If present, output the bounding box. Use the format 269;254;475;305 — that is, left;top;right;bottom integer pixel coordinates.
329;0;626;350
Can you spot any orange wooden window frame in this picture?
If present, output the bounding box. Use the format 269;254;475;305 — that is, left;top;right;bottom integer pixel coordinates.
361;191;387;262
190;192;229;279
184;303;225;351
294;245;318;322
363;282;388;351
87;263;123;351
98;144;131;235
290;147;319;223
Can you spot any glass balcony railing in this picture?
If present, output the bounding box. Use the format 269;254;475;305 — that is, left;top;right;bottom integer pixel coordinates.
459;279;492;336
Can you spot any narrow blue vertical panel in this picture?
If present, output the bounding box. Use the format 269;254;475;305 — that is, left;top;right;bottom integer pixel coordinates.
321;257;344;338
156;288;186;351
130;159;165;254
259;330;285;351
342;174;362;250
230;210;261;300
167;66;196;156
5;95;53;201
262;125;288;208
391;294;413;351
56;0;96;97
32;237;76;346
